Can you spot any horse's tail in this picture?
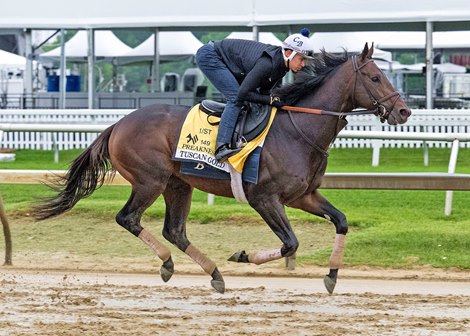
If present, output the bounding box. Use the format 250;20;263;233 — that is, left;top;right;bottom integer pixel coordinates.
34;124;116;220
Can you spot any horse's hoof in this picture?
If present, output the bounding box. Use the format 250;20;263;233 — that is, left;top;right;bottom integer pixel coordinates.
211;279;225;294
323;275;336;294
160;257;174;283
160;265;173;282
228;250;247;262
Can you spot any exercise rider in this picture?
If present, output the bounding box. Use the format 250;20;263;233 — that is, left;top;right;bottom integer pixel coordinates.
195;28;315;163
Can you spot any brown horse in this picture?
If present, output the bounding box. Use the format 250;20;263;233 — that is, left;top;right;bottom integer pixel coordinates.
35;44;411;294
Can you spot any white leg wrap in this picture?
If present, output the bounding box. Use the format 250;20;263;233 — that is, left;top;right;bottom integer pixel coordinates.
185;244;217;275
329;234;346;269
138;229;171;262
248;248;282;265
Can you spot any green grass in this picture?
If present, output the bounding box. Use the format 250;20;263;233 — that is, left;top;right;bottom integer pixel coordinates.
305;189;470;268
0;149;83;170
327;147;470;173
2;147;470;173
1;147;470;270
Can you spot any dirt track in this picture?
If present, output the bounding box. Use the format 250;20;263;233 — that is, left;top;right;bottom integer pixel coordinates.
1;268;469;336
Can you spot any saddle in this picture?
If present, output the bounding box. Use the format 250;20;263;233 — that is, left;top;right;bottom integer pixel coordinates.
200;100;272;147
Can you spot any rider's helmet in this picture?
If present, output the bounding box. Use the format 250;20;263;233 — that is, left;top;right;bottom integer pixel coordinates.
282;28;314;62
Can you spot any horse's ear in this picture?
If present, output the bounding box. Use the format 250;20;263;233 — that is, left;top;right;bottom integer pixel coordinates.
361;42;375;60
367;42;375;59
361;42;369;61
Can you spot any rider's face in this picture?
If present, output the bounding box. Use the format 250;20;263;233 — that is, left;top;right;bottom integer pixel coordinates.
287;52;306;73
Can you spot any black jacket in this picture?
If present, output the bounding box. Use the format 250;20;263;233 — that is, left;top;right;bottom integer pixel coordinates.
213;39;288;105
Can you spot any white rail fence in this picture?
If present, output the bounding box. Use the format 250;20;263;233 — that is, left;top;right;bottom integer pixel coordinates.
1;109;470;150
336;109;470;149
0;109;127;150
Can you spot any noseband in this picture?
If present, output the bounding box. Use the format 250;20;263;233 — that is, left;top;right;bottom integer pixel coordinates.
351;55;401;122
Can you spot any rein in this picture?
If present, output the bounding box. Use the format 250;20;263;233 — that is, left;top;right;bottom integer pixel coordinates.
280;105;379;117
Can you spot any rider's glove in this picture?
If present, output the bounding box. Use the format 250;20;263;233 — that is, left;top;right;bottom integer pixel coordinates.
270;96;283;108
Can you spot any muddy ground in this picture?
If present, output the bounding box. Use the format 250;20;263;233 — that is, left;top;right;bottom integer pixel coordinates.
1;263;469;336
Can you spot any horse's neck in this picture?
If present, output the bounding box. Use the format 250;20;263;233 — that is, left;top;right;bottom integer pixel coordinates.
293;70;354;149
298;68;354;113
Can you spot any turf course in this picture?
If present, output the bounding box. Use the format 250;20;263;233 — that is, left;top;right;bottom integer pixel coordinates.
1;147;469;269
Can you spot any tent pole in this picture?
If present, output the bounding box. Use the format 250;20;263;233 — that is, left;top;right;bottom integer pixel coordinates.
286;26;293;84
24;29;33;102
425;21;434;109
152;28;161;92
87;28;95;109
59;29;66;109
252;25;259;42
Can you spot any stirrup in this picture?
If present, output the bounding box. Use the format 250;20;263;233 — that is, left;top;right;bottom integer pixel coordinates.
214;144;242;163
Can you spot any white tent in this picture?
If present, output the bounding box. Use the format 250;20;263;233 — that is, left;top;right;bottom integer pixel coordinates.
226;32;282;46
120;31;203;64
310;32;392;61
309;31;470;50
375;61;467;73
3;0;469;108
0;49;28;96
39;30;133;61
0;49;27;69
1;0;470;31
374;31;470;50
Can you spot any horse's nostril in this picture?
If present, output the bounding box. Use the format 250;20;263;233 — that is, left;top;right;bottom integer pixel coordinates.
400;109;411;118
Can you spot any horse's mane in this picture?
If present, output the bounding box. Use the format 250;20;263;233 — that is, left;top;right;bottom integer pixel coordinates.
273;49;349;106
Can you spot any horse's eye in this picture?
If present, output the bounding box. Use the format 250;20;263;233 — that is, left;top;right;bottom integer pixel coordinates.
371;75;380;82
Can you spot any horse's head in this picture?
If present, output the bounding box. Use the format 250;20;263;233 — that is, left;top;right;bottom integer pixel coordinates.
350;43;411;125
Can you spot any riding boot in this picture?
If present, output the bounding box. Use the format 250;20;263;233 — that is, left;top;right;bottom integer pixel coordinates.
214;142;242;163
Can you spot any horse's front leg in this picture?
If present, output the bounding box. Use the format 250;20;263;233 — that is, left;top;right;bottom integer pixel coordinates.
229;195;299;266
288;189;348;294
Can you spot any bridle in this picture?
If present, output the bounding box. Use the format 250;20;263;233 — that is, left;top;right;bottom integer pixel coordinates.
281;54;403;154
282;55;402;123
351;55;401;122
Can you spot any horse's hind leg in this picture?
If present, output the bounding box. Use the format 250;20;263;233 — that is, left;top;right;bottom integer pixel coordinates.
162;176;225;293
115;183;175;283
288;190;348;294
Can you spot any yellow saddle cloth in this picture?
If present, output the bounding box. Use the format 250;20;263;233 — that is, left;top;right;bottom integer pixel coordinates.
174;104;277;174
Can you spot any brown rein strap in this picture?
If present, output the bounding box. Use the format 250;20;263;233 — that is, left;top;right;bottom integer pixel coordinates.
280;105;379;117
281;106;322;114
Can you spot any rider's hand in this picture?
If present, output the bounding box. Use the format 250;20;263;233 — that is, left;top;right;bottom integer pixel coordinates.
270;96;283;108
